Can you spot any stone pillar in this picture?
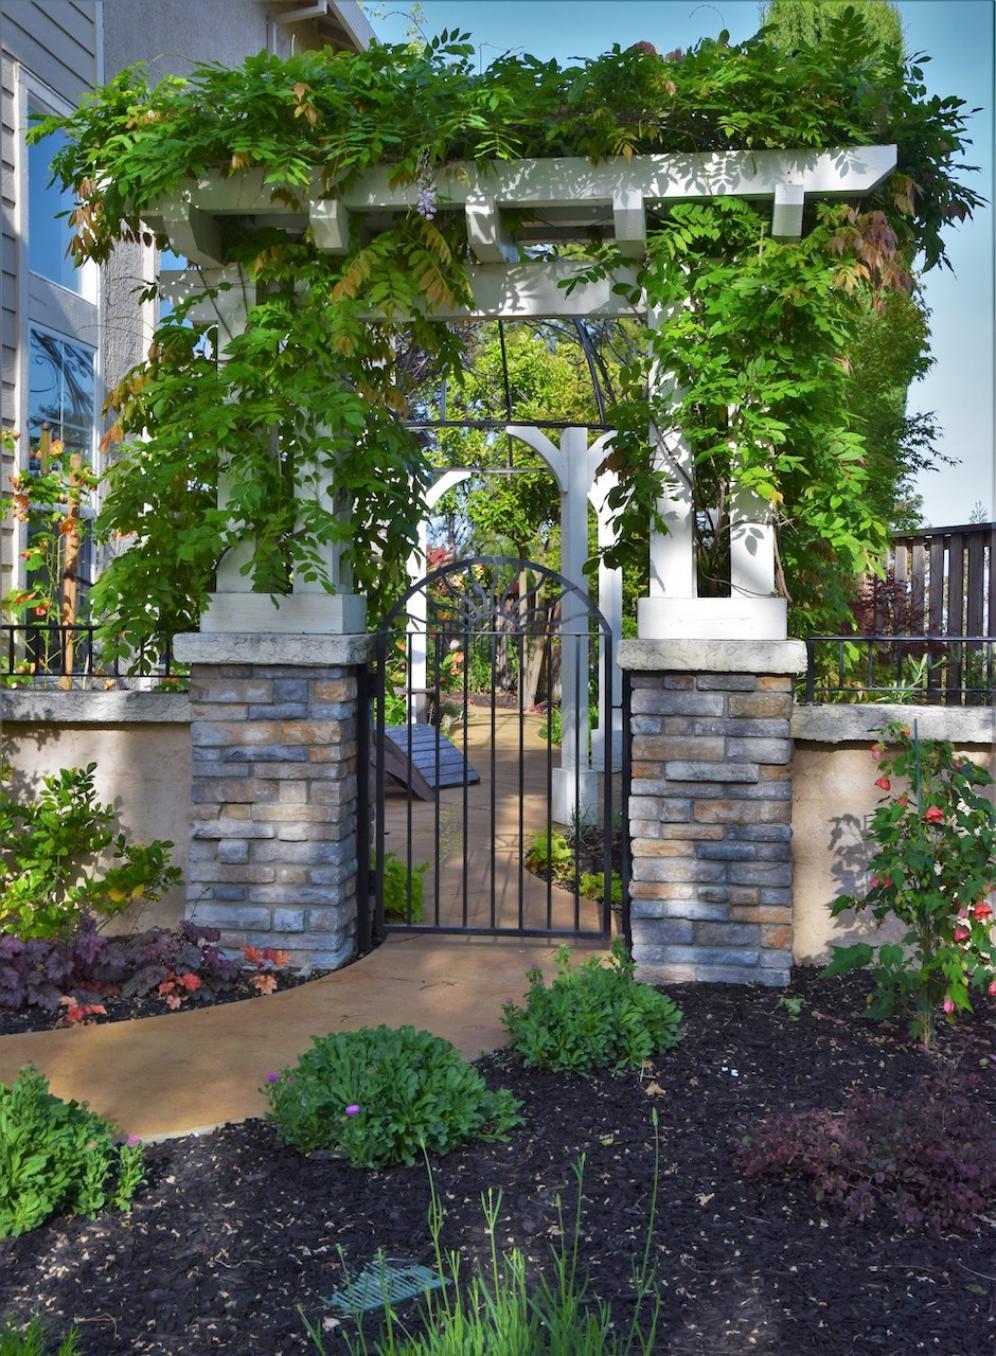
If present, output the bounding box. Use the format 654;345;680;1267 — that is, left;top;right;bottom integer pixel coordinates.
173;632;371;970
619;638;806;987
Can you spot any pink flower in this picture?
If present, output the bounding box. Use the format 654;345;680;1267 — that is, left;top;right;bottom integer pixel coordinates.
881;876;893;888
344;1104;360;1116
943;996;955;1014
265;1073;279;1083
869;875;880;888
924;806;944;824
870;743;884;758
972;902;993;922
874;776;891;792
126;1135;142;1147
989;980;996;998
953;925;970;943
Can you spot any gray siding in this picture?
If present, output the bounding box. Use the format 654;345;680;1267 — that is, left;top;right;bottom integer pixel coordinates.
0;1;98;102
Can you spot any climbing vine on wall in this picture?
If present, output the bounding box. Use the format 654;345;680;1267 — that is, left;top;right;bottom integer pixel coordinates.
32;12;981;644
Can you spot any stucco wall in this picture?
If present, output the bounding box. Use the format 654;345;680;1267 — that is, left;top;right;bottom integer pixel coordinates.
2;694;190;930
791;704;996;963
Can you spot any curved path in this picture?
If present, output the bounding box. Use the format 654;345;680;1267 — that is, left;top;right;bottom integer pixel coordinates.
0;934;600;1140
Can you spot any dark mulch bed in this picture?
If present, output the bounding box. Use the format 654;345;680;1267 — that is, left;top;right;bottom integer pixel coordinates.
0;965;331;1037
3;968;996;1354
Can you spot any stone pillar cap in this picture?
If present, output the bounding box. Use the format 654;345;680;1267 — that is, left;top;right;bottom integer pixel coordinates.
618;638;807;674
174;632;374;666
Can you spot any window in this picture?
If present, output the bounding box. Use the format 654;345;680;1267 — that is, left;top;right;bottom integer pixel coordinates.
28;328;96;467
27;108;83;294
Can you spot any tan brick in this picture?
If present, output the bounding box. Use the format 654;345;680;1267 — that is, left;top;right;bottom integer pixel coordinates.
632;761;665;779
657;823;725;841
312;679;356;703
763;924;793;949
760;765;791;781
694;801;760;824
192;721;279;746
728;693;792;719
632;839;689;857
730;887;760;906
759;676;792;691
759;800;791;823
731;905;791;923
280;721;337;745
633;736;725;761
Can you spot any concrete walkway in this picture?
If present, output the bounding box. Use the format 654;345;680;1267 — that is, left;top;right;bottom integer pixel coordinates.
0;934;600;1141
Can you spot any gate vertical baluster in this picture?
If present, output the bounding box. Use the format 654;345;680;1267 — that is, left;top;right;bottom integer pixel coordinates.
545;631;553;933
490;628;497;931
433;629;441;928
602;619;613;938
356;661;370;953
573;617;581;935
621;668;632;951
406;631;414;924
374;632;387;942
462;626;469;930
518;626;525;933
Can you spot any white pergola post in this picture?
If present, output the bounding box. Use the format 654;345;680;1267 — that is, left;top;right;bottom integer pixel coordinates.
589;466;623;774
407;468;472;722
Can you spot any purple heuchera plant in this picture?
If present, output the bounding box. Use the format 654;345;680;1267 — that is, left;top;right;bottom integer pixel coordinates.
0;914;241;1015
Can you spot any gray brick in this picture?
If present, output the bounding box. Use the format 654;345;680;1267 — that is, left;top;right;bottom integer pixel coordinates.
725;737;792;764
192;904;272;929
275;823;342;842
187;840;217;862
309;703;355;721
217;840;249;864
760;949;794;969
694;965;783;985
193;819;275;840
223;746;310;763
695;674;757;691
247;703;309;719
632;690;725;717
189;680;272;703
187;862;277;883
638;945;760;967
694;842;757;862
192;778;278;804
632;859;727;884
273;679;309;702
726;781;792;801
196;885;245;902
629;819;661;839
631;919;694;946
725;824;792;842
633;960;697;983
249;840;351;865
663;718;728;737
308;864;353;886
248;885;341;905
271;908;306;932
730;862;793;887
759;887;794;905
306;907;353;930
665;762;759;783
694;922;760;946
631;899;729;922
189;703;248;721
723;719;790;738
631;715;664;735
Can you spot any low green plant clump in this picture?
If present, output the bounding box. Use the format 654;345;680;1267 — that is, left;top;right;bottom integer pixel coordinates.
262;1025;521;1167
502;942;683;1075
524;829;622;911
303;1133;661;1355
823;721;996;1046
0;1318;79;1356
378;850;428;924
0;1067;144;1239
0;764;181;940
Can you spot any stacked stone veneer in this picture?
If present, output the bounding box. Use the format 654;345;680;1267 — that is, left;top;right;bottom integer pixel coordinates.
628;672;794;986
184;662;360;968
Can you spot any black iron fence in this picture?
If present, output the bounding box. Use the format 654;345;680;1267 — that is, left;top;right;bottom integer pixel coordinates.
2;623;181;686
803;635;996;706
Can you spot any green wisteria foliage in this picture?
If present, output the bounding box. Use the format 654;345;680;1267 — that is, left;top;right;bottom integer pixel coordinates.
32;13;981;642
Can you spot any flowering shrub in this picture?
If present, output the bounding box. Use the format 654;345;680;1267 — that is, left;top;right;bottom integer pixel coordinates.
0;1066;144;1238
736;1074;996;1232
0;915;242;1018
824;722;996;1046
0;764;181;940
262;1024;521;1167
502;942;683;1075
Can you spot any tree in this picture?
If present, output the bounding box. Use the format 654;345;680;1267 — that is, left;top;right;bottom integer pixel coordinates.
759;0;903;53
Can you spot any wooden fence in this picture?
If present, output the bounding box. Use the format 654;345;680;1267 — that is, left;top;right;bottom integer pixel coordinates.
876;521;995;639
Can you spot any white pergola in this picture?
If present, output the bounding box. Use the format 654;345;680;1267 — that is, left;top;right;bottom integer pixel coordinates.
155;144;897;814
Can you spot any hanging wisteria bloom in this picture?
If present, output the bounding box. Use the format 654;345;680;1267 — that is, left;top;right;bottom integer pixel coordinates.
416;181;438;220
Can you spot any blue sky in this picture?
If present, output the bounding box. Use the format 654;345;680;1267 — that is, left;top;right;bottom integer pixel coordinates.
370;0;995;527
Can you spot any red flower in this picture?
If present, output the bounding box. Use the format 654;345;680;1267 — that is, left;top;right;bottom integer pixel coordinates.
874;776;891;792
924;806;944;824
881;876;893;888
179;972;202;992
870;743;884;759
897;793;909;806
972;902;993;922
989;979;996;998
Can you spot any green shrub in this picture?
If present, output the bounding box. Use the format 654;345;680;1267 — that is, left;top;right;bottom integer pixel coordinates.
578;870;623;909
0;763;181;940
524;829;573;879
378;850;428;924
0;1318;79;1356
502;942;683;1075
262;1025;522;1167
0;1067;144;1238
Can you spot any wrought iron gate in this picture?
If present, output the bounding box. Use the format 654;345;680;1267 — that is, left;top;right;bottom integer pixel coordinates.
359;556;624;946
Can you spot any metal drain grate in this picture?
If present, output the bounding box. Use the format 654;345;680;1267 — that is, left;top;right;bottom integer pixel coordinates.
324;1256;449;1314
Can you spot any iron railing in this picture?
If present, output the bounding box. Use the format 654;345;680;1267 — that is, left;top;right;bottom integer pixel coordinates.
803;635;996;706
2;623;181;685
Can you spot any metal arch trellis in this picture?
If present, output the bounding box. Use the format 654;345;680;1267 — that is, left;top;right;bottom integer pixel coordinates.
363;555;624;949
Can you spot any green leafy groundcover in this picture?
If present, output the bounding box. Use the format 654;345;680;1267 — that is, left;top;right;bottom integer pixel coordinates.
34;13;982;647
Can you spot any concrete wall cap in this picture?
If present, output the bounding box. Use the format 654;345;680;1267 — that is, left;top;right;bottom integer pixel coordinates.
618;638;807;674
0;689;191;726
173;632;374;667
794;702;996;746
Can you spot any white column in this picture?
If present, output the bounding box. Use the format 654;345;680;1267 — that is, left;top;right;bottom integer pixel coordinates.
407;469;472;722
590;464;623;773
